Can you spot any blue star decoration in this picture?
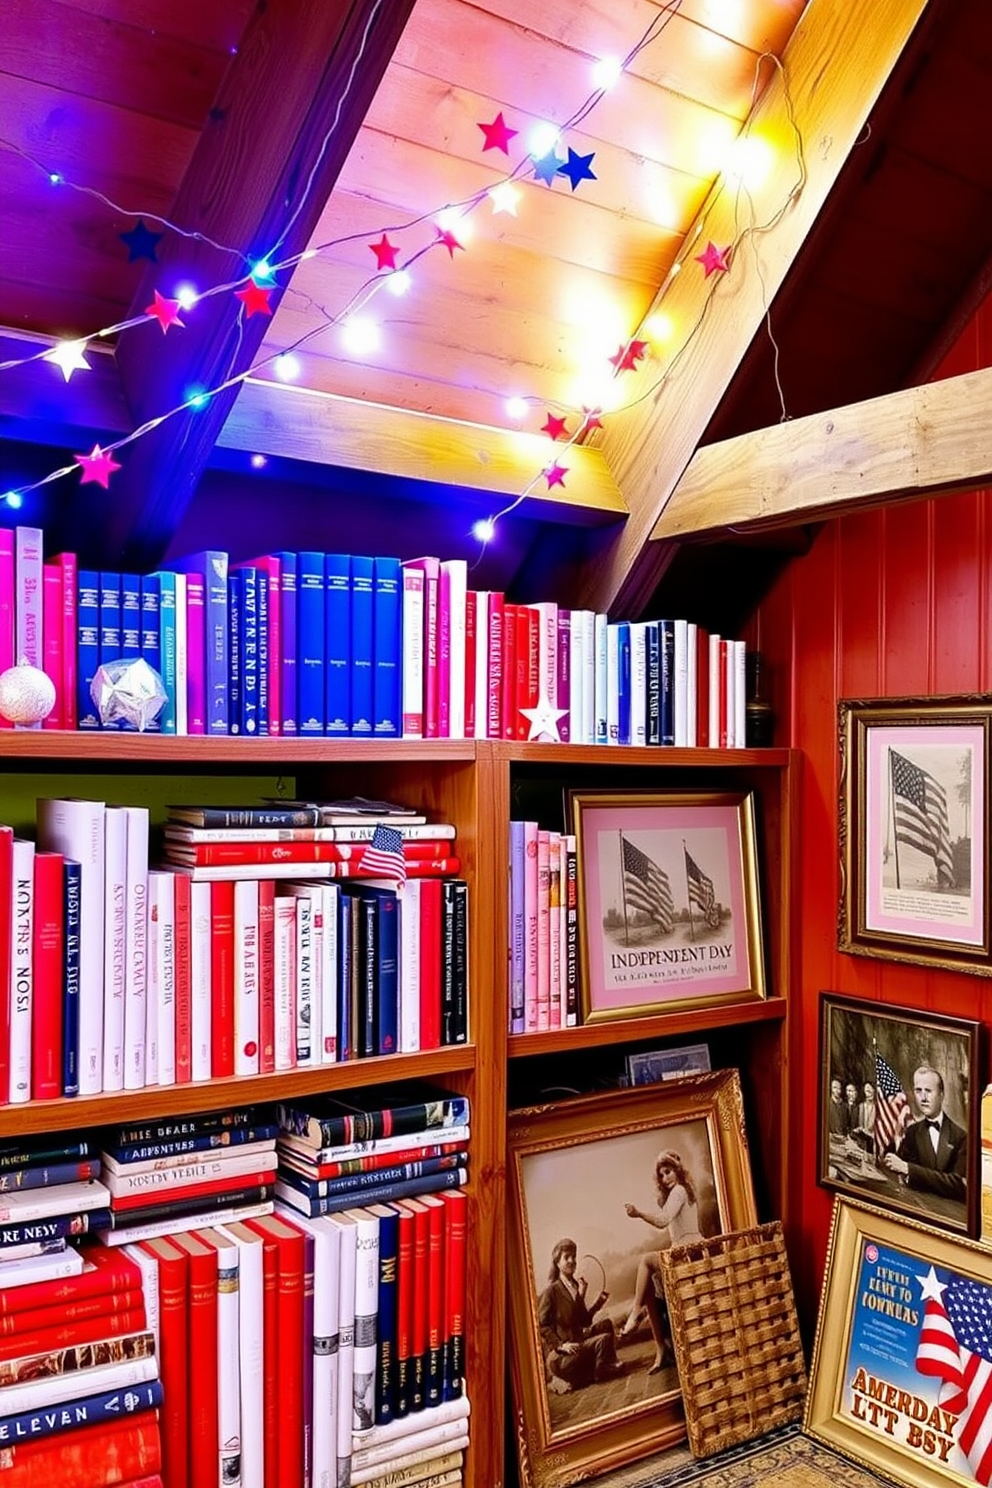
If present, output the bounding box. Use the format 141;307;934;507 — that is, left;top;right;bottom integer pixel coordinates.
532;149;564;186
558;149;597;192
119;219;164;262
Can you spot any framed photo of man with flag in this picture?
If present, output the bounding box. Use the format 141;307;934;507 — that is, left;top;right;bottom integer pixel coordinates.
838;695;992;973
567;789;766;1023
818;993;982;1236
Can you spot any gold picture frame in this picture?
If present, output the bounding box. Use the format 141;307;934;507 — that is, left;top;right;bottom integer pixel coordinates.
806;1197;992;1488
506;1072;758;1488
567;789;767;1024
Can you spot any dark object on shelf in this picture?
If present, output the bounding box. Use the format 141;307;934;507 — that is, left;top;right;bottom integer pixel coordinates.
745;653;774;747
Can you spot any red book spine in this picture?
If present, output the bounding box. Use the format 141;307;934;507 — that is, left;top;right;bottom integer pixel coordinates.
139;1238;188;1488
173;873;192;1083
296;1137;466;1180
394;1202;414;1418
405;1199;429;1411
418;877;442;1051
520;606;540;739
57;552;77;731
210;879;236;1077
31;850;64;1101
173;1232;218;1488
696;625;710;747
500;602;517;739
0;1238;136;1318
441;1188;467;1398
110;1167;273;1212
246;1216;304;1488
513;605;531;741
0;1285;143;1337
0;825;13;1103
0;1416;162;1488
486;591;504;739
249;1225;279;1488
463;591;477;739
0;1306;148;1362
41;564;63;730
258;878;275;1074
423;1194;446;1407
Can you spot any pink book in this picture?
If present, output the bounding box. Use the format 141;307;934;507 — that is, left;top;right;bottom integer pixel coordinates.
501;603;518;740
437;563;453;737
556;609;571;744
403;557;440;738
524;820;539;1033
0;529;14;728
548;832;562;1031
53;552;77;730
42;564;63;729
15;525;43;671
463;591;477;740
401;566;425;740
236;555;281;737
184;572;207;735
536;829;551;1032
486;591;505;739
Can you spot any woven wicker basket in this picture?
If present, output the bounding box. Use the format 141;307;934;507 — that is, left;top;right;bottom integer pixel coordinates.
659;1220;807;1459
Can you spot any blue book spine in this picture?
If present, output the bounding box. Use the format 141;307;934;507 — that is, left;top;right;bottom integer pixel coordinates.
375;1205;400;1424
62;859;81;1096
98;571;121;666
0;1156;101;1191
228;573;243;735
0;1379;162;1442
617;622;631;747
360;892;377;1058
275;552;298;736
659;618;675;746
349;555;374;738
156;571;178;735
324;552;351;736
0;1209;112;1248
364;886;399;1056
105;1123;278;1164
255;560;269;736
288;1167;465;1217
509;820;526;1034
646;621;661;746
337;891;354;1062
171;552;229;734
298;551;326;736
120;574;141;659
372;556;401;738
279;1152;463;1201
76;570;100;730
139;576;161;733
240;566;260;737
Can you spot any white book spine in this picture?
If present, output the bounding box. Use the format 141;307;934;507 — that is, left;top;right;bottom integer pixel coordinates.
399;878;421;1054
568;615;584;745
349;1448;464;1488
594;612;608;744
219;1225;265;1488
95;1200;274;1246
673;618;689;748
0;1353;158;1415
443;559;467;740
0;1248;84;1287
735;639;747;749
9;838;34;1103
14;525;43;673
210;1234;242;1488
472;591;489;739
535;602;559;740
320;883;339;1063
606;624;620;744
401;568;425;740
350;1209;379;1435
0;1178;111;1222
339;1395;471;1455
121;1241;160;1352
102;806;128;1092
351;1428;471;1477
332;1214;359;1484
274;896;297;1070
629;622;649;746
122;806;149;1091
174;571;188;737
686;623;698;748
190;880;212;1081
284;1214;340;1488
725;639;737;748
708;633;721;748
580;610;596;745
146;871;170;1086
234;878;260;1076
37;797;105;1093
105;1150;277;1197
292;890;314;1066
102;1139;276;1177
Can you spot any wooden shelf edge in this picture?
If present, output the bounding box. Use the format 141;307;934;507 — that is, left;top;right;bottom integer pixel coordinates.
507;997;787;1059
0;1046;477;1138
492;743;796;767
0;733;480;766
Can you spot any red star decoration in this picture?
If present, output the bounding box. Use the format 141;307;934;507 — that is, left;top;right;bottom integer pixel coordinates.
145;290;184;334
75;445;122;488
544;463;568;489
235;280;273;318
434;226;464;259
609;339;649;373
581;406;604;431
478;111;518;155
695;240;732;277
370;234;400;272
542;413;569;441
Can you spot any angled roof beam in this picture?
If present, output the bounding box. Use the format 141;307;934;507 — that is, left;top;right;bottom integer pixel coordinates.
93;0;417;570
565;0;931;616
652;366;992;539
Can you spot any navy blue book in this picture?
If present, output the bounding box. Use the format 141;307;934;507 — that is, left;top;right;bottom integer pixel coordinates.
277;1084;470;1148
278;1152;467;1201
337;890;356;1061
0;1136;91;1173
104;1123;279;1165
0;1209;112;1248
298;550;326;736
139;574;161;732
358;890;377;1058
373;1202;400;1424
76;569;100;730
274;551;298;736
350;554;374;738
98;570;121;666
324;551;350;736
239;565;260;737
0;1156;100;1191
450;880;469;1045
103;1184;274;1231
359;884;400;1057
275;1166;466;1218
110;1107;270;1146
372;556;402;738
62;858;81;1096
0;1378;162;1442
646;621;661;746
659;617;676;746
617;621;631;746
228;570;243;734
171;551;229;734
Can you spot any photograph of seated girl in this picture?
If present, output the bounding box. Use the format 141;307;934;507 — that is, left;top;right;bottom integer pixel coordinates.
621;1149;703;1373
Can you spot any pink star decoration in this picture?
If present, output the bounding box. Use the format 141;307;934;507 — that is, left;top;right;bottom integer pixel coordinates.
609;339;648;373
434;226;464;259
544;463;568;489
75;445;122;488
542;413;569;441
581;406;604;431
235;280;274;318
370;235;400;272
695;241;732;277
145;290;184;334
478;112;518;154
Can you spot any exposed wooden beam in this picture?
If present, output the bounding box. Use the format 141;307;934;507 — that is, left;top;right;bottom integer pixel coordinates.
91;0;417;569
219;380;627;523
653;366;992;538
563;0;931;615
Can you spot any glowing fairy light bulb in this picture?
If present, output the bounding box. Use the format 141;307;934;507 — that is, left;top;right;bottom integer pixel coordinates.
528;122;560;159
592;56;623;90
274;353;301;382
386;270;412;297
505;396;528;420
473;518;496;544
340;317;381;356
175;283;199;310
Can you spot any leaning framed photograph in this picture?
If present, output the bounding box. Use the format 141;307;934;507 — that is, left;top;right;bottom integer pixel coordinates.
838;694;992;973
806;1196;992;1488
567;789;766;1023
818;993;981;1237
506;1070;758;1488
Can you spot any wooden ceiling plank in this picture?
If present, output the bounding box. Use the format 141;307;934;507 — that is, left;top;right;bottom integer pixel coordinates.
655;366;992;538
57;0;254;55
567;0;933;615
219;379;627;521
101;0;420;568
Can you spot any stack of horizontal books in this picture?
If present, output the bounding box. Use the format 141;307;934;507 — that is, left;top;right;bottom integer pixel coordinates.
0;1136;112;1258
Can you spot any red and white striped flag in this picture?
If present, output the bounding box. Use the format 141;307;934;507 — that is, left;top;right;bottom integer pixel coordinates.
916;1269;992;1483
874;1050;912;1158
360;823;407;883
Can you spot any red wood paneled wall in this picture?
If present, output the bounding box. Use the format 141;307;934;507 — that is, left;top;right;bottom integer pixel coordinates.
754;292;992;1329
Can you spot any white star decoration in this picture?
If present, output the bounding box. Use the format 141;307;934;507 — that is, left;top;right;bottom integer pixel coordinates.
489;182;521;216
45;338;91;382
917;1265;948;1303
521;695;567;742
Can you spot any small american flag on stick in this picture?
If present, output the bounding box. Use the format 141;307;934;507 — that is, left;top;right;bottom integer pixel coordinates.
360;823;407;883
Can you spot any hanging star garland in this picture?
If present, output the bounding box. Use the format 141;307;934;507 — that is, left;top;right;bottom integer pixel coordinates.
558;148;597;192
119;219;163;262
544;462;568;489
489;182;521;216
478;112;518;155
542;413;569;441
434;226;464;259
145;290;185;334
235;280;274;318
695;240;732;277
45;340;91;382
581;406;604;431
609;339;648;373
370;234;400;271
532;149;564;186
75;445;121;488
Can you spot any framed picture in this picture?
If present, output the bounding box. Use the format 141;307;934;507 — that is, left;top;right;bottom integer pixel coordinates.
567;789;766;1023
806;1197;992;1488
838;694;992;973
506;1071;758;1488
818;993;981;1237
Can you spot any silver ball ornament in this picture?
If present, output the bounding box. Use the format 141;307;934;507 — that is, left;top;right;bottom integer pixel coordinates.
0;661;57;726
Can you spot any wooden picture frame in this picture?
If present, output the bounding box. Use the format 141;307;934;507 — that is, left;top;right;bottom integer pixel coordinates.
506;1072;758;1488
806;1197;992;1488
818;994;981;1237
838;694;992;973
567;789;766;1023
